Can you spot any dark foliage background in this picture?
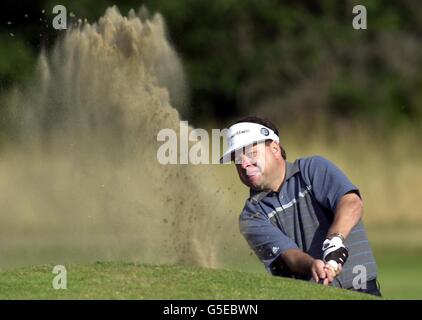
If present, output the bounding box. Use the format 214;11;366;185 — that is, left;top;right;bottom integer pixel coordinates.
1;0;421;128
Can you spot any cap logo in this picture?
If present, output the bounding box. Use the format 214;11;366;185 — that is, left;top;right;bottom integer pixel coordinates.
229;129;249;140
260;127;269;136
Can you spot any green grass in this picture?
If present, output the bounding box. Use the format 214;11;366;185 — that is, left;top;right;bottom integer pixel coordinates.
0;262;378;300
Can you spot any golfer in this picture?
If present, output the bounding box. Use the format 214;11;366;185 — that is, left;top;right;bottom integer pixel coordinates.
220;116;381;296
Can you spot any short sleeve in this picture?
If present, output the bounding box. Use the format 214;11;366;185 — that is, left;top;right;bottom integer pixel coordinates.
239;202;299;273
300;156;360;212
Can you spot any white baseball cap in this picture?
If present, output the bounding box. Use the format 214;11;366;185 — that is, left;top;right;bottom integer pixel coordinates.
220;122;279;163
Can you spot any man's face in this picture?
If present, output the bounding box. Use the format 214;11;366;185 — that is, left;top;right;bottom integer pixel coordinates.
234;141;280;191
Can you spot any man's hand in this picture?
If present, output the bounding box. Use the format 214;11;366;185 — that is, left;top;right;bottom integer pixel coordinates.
280;249;341;284
311;259;337;285
325;260;343;276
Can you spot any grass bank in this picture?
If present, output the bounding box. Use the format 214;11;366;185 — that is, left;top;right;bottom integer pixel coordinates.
0;262;377;300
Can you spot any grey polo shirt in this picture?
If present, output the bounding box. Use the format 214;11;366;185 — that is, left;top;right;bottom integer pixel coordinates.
239;155;378;289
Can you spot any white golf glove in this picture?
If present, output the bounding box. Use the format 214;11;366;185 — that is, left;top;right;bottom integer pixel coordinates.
322;234;349;274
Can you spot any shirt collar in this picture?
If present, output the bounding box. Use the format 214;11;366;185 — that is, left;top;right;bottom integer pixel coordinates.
285;160;300;180
249;160;300;202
